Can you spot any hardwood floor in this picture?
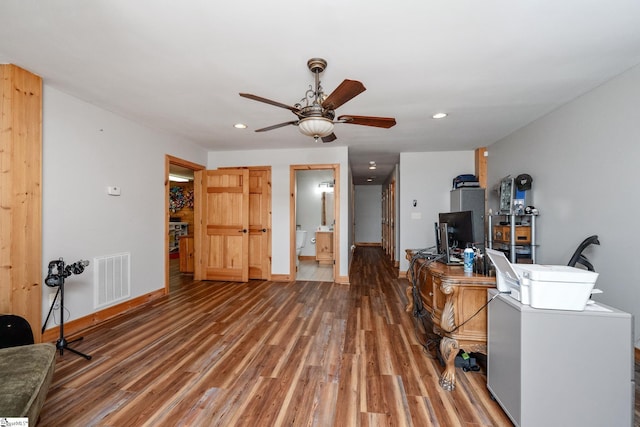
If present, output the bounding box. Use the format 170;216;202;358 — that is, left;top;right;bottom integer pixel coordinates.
37;247;636;426
169;256;194;293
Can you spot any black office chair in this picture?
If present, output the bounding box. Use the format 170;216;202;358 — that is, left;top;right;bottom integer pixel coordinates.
567;235;600;272
0;314;35;349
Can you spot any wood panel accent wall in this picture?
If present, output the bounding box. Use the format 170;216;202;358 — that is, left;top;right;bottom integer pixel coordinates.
0;64;43;342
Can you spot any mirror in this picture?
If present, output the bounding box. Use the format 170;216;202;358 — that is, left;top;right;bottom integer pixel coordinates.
321;190;334;227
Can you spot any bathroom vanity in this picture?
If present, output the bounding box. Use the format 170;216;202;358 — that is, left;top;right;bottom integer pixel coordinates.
315;231;333;265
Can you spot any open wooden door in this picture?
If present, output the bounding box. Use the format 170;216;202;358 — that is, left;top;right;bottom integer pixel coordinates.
194;169;249;282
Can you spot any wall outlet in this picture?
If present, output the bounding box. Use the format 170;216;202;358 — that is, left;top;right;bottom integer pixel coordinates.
49;292;60;310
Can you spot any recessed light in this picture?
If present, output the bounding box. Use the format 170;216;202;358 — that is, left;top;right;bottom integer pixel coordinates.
234;123;247;129
432;113;448;119
367;177;374;182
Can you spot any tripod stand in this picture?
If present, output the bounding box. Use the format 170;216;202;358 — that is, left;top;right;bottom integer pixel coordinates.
42;258;92;360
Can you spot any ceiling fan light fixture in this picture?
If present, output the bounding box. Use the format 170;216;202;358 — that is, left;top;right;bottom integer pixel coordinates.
298;117;334;138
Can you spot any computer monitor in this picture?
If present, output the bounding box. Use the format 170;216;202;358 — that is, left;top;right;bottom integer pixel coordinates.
438;210;475;251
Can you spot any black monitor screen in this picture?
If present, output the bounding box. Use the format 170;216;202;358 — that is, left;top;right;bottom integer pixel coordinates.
438;210;474;251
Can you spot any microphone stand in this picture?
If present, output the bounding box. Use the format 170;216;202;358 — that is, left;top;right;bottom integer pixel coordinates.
42;258;92;360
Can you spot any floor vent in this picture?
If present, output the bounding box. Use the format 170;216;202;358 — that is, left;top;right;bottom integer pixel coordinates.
94;252;131;309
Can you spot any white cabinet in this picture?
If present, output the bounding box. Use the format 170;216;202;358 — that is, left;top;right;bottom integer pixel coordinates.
169;222;188;253
487;289;634;427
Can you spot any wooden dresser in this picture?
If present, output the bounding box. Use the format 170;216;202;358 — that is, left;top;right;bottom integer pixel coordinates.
405;250;496;391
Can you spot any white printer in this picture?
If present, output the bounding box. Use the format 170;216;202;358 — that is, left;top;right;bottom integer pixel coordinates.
486;249;600;311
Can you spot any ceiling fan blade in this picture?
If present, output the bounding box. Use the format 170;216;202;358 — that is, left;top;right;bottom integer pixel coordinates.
338;115;397;128
239;93;300;112
255;121;298;132
321;133;337;143
322;80;366;110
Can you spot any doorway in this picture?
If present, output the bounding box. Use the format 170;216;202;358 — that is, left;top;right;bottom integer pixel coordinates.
165;155;205;293
290;164;339;282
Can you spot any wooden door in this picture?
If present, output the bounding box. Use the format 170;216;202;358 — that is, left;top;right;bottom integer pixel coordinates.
194;169;249;282
247;168;271;280
381;188;388;253
389;179;396;263
219;167;272;280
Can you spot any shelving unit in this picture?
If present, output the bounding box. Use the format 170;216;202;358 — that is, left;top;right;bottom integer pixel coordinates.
487;213;537;263
169;222;188;253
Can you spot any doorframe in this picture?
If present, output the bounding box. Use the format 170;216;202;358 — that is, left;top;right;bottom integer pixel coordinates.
289;164;340;281
165;155;205;293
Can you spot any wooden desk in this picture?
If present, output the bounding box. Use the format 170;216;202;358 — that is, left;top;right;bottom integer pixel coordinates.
405;250;496;391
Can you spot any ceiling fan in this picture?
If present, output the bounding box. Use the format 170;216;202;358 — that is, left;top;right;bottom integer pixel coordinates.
240;58;396;143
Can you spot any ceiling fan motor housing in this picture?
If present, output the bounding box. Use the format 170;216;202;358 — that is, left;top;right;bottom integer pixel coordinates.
307;58;327;74
300;104;335;120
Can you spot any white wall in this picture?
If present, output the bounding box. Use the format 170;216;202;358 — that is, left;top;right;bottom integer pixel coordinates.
399;151;476;272
207;146;349;277
487;63;640;345
42;86;207;324
354;185;382;243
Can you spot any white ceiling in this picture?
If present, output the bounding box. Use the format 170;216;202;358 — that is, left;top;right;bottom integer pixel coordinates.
2;1;640;184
